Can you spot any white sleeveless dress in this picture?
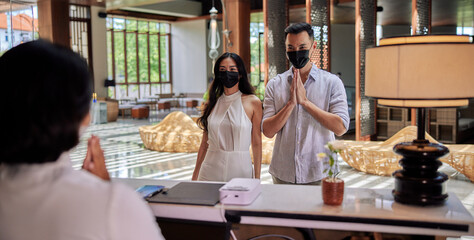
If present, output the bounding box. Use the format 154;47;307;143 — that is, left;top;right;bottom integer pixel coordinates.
198;90;253;182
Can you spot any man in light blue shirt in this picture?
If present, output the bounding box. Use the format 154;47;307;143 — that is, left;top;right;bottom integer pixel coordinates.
262;23;350;184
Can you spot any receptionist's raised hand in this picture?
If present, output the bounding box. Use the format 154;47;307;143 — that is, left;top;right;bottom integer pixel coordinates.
82;135;111;181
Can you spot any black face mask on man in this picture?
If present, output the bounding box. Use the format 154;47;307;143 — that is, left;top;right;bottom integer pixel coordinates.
219;71;239;88
287;50;310;69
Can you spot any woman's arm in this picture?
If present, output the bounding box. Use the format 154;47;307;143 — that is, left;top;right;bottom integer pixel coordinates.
250;97;263;179
192;131;209;181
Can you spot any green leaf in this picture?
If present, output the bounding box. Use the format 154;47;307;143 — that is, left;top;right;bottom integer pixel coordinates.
329;156;334;167
328;144;334;152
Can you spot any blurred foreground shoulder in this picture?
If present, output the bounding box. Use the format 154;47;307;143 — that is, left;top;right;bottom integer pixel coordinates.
108;182;165;240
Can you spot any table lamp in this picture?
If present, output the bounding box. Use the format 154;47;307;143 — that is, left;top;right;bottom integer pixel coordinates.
365;35;474;206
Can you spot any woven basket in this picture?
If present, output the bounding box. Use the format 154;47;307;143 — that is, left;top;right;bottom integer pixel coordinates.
439;144;474;182
340;126;474;181
340;126;439;176
139;111;277;165
139;111;202;152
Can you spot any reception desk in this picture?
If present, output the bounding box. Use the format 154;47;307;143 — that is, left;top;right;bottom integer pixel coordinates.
116;178;474;239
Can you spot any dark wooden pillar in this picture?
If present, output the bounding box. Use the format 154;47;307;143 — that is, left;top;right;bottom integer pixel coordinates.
355;0;377;140
306;0;331;71
37;0;70;48
412;0;431;35
263;0;288;84
223;0;251;72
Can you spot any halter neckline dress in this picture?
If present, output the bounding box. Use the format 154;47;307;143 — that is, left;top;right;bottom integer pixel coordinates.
198;90;253;182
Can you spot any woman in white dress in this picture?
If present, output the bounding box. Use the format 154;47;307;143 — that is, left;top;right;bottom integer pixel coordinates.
192;53;262;182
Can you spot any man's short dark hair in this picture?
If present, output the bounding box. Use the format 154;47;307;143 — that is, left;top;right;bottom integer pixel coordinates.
284;22;314;41
0;40;92;165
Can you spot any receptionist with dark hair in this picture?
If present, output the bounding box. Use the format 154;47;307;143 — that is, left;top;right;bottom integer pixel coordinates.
0;40;164;240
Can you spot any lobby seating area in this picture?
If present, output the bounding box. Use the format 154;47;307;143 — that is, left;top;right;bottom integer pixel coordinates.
2;0;473;239
115;93;204;120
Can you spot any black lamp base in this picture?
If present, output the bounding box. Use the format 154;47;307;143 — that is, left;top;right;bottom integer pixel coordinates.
392;141;449;206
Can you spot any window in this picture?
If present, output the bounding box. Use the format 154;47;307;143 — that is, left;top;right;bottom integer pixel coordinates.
0;5;38;56
70;5;92;67
250;21;265;100
107;16;171;99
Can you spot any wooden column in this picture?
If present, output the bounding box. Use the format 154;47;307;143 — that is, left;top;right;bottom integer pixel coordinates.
306;0;331;71
263;0;287;85
223;0;251;72
306;0;311;23
411;0;431;126
263;0;269;85
37;0;70;48
355;0;361;140
412;0;431;35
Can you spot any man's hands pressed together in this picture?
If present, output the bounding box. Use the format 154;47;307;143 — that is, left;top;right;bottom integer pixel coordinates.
291;68;310;108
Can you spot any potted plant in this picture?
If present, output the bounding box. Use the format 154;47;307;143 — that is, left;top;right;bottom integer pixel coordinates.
318;140;346;205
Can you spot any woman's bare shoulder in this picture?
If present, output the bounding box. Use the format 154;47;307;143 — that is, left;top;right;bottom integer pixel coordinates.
242;94;262;107
242;94;261;102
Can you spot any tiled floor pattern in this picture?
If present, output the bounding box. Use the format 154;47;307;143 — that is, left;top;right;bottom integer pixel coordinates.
70;117;474;216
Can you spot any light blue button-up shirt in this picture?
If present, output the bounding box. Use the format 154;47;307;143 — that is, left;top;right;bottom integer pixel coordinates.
262;64;350;183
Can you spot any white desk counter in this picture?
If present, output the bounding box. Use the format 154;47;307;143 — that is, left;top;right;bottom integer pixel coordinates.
115;178;474;237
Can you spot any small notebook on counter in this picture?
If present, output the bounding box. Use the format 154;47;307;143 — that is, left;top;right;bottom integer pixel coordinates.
147;182;224;206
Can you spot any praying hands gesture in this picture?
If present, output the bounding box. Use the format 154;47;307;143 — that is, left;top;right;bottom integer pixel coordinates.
290;68;308;106
82;135;111;181
263;67;312;138
288;68;347;136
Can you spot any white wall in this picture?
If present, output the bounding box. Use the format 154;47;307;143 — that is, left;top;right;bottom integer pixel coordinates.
90;6;108;98
171;19;208;94
331;24;355;88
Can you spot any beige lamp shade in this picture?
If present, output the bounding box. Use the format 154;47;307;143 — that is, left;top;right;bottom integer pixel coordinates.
365;35;474;107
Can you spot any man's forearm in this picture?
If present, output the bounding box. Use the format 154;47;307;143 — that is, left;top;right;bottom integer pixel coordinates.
301;100;346;136
262;101;296;138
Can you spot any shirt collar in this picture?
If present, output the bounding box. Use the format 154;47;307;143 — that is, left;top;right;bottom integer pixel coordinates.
288;63;318;83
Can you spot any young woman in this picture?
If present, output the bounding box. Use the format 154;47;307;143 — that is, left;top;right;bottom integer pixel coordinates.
0;41;164;240
192;52;262;182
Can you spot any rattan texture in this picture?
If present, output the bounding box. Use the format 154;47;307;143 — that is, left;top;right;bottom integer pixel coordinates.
139;111;202;152
340;126;474;182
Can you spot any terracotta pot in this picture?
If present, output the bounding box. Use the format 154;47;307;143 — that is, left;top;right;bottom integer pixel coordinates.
322;177;344;205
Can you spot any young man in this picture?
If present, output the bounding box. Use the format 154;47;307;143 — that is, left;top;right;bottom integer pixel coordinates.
262;22;350;185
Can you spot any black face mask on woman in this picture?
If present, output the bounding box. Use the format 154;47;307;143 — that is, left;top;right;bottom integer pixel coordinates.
287;50;310;69
219;71;239;88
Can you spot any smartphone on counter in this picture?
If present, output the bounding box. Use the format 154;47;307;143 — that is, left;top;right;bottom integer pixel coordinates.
136;185;165;199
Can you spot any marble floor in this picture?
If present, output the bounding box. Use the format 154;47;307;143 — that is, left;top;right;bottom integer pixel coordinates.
70;110;474;218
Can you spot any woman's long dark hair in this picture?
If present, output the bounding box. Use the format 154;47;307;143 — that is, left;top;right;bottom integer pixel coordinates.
197;52;255;132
